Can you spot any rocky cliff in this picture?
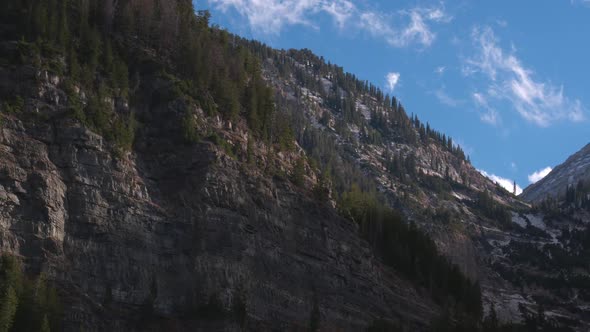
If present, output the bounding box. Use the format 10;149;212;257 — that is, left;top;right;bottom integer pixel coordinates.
1;1;590;330
521;143;590;203
0;65;438;331
256;49;590;330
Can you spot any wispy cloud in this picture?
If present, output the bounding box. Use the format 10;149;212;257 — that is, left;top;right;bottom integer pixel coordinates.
434;88;462;107
321;0;355;28
209;0;355;34
360;6;452;48
479;169;523;195
210;0;452;48
472;92;500;125
386;72;400;92
465;26;585;127
528;167;552;184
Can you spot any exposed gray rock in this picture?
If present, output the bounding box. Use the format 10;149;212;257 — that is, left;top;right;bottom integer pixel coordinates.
522;143;590;202
0;111;438;331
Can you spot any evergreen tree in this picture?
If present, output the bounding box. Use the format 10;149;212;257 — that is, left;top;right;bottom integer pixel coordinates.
0;255;62;331
292;157;306;186
182;111;199;144
0;286;18;331
40;315;51;332
102;38;113;74
56;0;70;47
309;296;320;332
68;46;81;81
112;56;129;97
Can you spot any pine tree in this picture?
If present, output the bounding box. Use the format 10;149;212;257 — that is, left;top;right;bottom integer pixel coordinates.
112;56;129;97
181;111;198;144
32;0;49;39
40;315;51;332
56;0;70;48
47;0;59;42
246;135;255;165
309;296;320;332
0;286;18;331
68;46;81;81
102;38;113;74
292;157;306;186
244;81;260;133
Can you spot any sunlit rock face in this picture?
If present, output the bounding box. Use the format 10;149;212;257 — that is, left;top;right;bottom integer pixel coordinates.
522;143;590;203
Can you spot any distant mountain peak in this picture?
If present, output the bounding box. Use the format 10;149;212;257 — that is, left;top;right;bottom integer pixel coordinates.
521;143;590;202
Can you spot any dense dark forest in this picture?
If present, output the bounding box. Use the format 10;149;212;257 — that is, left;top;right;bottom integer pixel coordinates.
338;186;482;322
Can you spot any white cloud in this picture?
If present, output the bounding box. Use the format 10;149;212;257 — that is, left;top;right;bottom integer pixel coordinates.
210;1;452;48
386;72;400;92
472;92;500;125
528;167;552;184
480;110;499;125
435;66;446;75
360;7;451;48
465;27;586;127
209;0;355;34
472;92;486;105
321;0;355;28
479;169;523;195
425;8;450;22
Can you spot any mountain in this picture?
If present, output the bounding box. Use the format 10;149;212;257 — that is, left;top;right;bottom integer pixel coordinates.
521;143;590;203
0;1;589;331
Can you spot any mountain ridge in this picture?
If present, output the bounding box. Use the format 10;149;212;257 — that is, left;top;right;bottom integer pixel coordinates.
0;1;589;331
522;143;590;202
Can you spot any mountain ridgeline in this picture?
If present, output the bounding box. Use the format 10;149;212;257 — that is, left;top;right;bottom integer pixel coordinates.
522;143;590;204
0;0;588;331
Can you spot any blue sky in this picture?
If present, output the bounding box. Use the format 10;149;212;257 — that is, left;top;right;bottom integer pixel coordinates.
196;0;590;193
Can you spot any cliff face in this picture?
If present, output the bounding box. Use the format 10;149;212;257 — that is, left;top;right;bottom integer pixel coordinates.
0;68;438;331
257;51;590;330
521;143;590;203
2;7;590;328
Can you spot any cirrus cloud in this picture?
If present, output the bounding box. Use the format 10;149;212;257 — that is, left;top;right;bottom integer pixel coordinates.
464;26;585;127
434;88;463;107
209;0;452;49
359;6;452;48
208;0;338;33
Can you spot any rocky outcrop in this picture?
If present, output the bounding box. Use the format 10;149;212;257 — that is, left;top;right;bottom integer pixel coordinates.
0;98;438;331
2;32;587;331
522;143;590;202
